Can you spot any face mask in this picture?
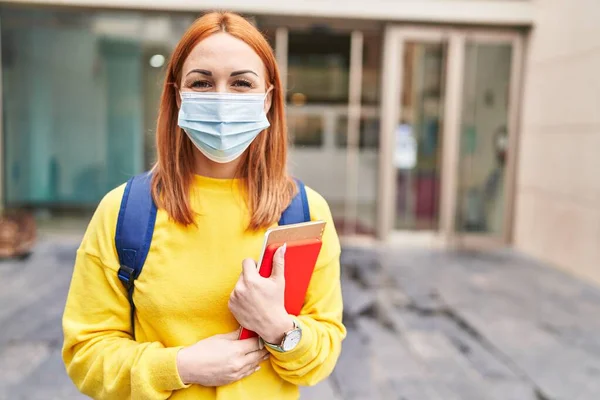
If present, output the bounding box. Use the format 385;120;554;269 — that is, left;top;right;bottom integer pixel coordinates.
177;91;271;163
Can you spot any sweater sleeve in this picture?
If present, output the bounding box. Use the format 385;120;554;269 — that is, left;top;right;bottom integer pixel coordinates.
61;186;189;400
268;186;346;386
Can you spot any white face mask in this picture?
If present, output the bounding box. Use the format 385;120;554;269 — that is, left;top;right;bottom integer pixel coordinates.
177;91;271;163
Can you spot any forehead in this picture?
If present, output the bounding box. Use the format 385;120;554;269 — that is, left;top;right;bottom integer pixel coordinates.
182;32;266;76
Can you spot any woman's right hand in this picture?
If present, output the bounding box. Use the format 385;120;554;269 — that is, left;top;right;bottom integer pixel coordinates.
176;330;269;386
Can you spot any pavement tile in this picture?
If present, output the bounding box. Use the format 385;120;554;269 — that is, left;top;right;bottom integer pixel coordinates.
0;342;52;393
4;239;600;399
7;349;86;400
299;378;340;400
330;327;378;400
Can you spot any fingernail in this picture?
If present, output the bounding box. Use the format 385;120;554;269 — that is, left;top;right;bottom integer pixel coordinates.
263;354;270;361
255;366;261;372
281;242;287;256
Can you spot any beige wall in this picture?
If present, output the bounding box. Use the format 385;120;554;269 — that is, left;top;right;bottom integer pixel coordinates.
5;0;534;25
515;0;600;283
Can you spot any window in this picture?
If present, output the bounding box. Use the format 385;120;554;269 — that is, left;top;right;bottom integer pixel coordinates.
0;7;193;207
287;31;351;105
288;114;324;148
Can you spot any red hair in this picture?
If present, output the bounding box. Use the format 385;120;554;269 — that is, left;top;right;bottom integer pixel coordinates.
152;12;295;230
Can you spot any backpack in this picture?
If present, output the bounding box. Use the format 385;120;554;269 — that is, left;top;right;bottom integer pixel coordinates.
114;172;311;338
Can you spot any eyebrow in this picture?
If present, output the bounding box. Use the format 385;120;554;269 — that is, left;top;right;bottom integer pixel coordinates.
186;69;212;77
230;70;259;77
186;69;259;78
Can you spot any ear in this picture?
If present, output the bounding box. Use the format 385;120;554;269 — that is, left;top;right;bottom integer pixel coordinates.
174;84;182;109
264;85;274;114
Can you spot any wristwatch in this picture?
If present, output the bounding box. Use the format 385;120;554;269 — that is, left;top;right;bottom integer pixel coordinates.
263;318;302;352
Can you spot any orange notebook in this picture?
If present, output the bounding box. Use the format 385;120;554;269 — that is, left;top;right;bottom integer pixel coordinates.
238;227;324;340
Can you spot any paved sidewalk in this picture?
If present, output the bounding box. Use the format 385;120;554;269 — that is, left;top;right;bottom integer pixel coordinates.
1;236;600;399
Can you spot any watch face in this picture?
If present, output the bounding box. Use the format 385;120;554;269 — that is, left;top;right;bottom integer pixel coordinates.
282;329;302;351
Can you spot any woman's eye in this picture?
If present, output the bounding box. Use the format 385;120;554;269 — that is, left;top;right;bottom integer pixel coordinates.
191;80;212;89
232;79;253;88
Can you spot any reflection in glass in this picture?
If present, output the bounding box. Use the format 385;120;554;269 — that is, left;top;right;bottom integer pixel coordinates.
352;33;383;236
395;41;446;230
336;116;380;149
334;112;380;236
1;7;193;210
456;42;512;235
286;29;382;237
361;34;382;105
354;114;380;236
287;31;350;104
288;114;324;148
286;29;352;234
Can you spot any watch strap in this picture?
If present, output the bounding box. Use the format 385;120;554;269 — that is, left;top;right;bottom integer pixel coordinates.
263;319;300;352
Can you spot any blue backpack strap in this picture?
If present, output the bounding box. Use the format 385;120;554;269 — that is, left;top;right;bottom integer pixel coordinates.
115;172;157;338
279;178;311;225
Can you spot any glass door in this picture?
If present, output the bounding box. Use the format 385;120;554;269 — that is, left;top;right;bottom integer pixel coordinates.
379;28;450;239
380;27;523;246
453;33;523;246
394;40;447;231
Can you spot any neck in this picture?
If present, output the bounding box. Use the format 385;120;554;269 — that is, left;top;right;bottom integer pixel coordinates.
193;151;242;179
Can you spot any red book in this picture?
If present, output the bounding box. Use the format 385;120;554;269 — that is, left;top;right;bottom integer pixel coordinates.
238;238;323;340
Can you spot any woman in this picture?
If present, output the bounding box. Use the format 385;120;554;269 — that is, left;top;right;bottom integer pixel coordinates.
62;11;345;400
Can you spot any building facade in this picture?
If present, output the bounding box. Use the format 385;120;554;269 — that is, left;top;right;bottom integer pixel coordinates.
513;0;600;284
0;1;597;282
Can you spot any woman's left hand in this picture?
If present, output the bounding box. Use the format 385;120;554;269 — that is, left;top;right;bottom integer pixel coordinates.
229;244;294;344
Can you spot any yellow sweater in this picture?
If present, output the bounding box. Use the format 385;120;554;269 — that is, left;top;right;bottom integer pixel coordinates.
62;175;345;400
